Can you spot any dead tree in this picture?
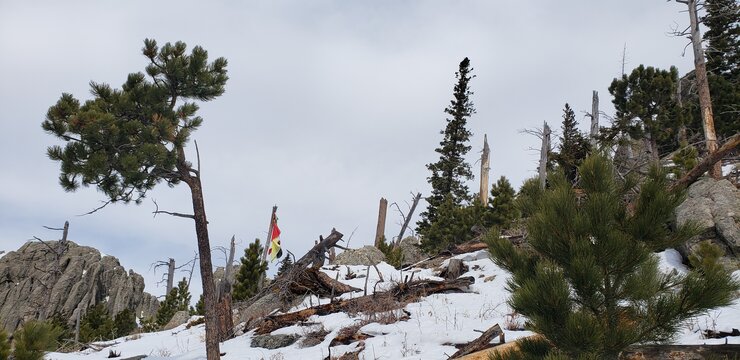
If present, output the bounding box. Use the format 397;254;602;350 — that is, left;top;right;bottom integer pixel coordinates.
676;0;721;178
215;235;237;341
31;220;70;321
479;134;490;206
153;258;176;295
590;91;599;148
391;192;422;245
671;133;740;192
374;198;388;247
539;122;551;190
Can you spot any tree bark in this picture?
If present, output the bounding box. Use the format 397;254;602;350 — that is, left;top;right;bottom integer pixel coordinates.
685;0;721;178
590;91;599;148
166;258;175;295
480;135;490;206
539;122;551;190
396;193;421;245
177;147;220;360
374;198;388;247
671;133;739;192
449;323;503;359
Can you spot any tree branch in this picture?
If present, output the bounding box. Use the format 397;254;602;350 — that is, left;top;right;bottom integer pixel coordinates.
152;199;195;220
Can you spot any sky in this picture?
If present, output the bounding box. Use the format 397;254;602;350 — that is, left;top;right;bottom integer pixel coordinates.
0;0;696;300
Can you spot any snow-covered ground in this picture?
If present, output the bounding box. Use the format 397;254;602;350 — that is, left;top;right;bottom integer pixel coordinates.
47;249;740;360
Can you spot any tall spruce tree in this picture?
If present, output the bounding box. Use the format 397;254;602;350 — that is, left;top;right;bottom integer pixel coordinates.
418;57;476;246
608;65;682;161
233;239;268;302
277;254;293;277
42;39;227;360
552;104;590;184
79;304;115;342
156;278;191;327
703;0;739;80
487;155;738;359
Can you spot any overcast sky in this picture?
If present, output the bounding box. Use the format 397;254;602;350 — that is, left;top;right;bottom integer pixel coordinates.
0;1;696;300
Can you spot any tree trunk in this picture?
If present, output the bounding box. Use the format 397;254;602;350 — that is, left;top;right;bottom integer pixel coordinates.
685;0;721;178
590;91;599;148
539;122;551;190
259;206;277;290
166;258;175;295
374;198;388;247
479;135;490;206
671;133;740;192
396;193;421;245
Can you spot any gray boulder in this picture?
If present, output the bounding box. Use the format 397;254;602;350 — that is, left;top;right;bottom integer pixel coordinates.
251;334;300;349
398;237;427;265
676;178;740;269
163;310;191;330
334;245;385;266
0;241;159;333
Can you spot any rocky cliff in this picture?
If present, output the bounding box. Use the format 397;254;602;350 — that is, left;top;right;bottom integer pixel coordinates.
0;240;158;332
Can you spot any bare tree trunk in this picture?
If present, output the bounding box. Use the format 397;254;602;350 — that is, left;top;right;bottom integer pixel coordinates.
74;307;80;343
539;122;551;190
41;221;69;321
224;236;236;283
396;192;421;245
166;258;175;295
374;197;388;247
671;133;740;192
259;206;277;290
681;0;721;178
590;91;599;148
479;135;490;206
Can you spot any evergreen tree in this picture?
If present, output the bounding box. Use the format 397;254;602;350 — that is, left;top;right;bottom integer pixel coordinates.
376;236;405;269
113;308;137;338
418;58;476;240
703;0;739;80
13;320;62;360
486;155;738;359
0;327;10;360
47;312;73;343
514;177;543;219
488;176;518;229
156;278;191;327
42;39;228;360
552;104;590;184
608;65;682;160
420;196;472;253
277;254;294;277
232;239;268;302
79;303;115;342
190;294;205;316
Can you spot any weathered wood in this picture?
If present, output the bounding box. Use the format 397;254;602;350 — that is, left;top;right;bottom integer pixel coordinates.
396;192;421;245
590;91;599;148
442;259;467;280
252;276;475;335
224;235;236;282
449;324;503;359
259;206;278;290
166;258;175;295
374;198;388;247
671;133;740;192
539;122;551;190
620;344;740;359
215;281;233;341
682;0;721;178
480;135;490;206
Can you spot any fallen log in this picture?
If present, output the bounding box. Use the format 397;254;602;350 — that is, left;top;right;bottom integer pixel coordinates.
671;133;740;192
252;276;475;335
620;344;740;359
448;323;503;359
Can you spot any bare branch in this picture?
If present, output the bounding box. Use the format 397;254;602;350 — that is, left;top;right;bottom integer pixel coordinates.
76;200;113;216
194;139;201;176
152;199;195;220
42;226;65;231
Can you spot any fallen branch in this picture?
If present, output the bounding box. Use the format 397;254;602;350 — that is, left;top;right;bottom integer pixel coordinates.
671;133;740;192
448;323;503;359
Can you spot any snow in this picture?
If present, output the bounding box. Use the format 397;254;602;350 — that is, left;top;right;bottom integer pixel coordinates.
46;249;740;360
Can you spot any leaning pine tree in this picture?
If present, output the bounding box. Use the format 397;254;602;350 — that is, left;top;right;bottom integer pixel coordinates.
42;39;227;360
417;57;476;251
233;239;268;302
486;154;738;360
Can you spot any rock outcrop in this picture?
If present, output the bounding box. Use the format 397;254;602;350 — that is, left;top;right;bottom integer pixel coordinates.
398;237;427;265
676;177;740;269
333;245;385;266
0;240;159;333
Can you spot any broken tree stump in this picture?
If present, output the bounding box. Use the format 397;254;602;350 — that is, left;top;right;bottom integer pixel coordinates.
441;259;468;280
449;323;503;359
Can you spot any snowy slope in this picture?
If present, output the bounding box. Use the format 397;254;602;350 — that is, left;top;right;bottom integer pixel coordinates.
47;249;740;360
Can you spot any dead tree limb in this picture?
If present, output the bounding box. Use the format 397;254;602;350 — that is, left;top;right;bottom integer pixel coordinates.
671;133;740;192
448;323;503;359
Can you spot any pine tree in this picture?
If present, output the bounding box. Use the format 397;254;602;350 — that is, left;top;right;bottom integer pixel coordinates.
277;254;294;277
14;321;62;360
608;65;682;160
420;196;471;253
113;308;137;338
418;57;476;244
703;0;739;80
486;155;739;359
232;239;268;302
156;278;191;327
552;104;590;184
190;294;205;316
79;304;115;342
488;176;518;229
41;39;227;360
175;278;191;312
0;327;10;360
514;177;543;219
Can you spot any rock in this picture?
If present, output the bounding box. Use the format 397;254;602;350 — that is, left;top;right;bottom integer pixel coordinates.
250;334;300;349
0;241;159;333
163;310;190;330
675;177;740;270
398;237;427;265
334;246;385;266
